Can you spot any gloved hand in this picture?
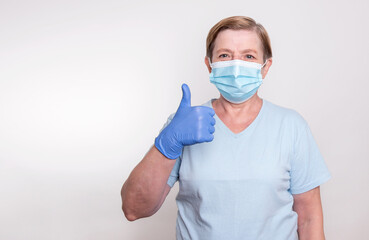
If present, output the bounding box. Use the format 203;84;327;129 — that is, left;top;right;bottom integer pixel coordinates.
155;83;216;159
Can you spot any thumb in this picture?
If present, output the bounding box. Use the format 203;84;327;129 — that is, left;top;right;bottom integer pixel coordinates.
179;83;191;108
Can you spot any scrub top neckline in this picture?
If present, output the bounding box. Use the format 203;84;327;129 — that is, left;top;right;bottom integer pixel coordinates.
207;98;266;139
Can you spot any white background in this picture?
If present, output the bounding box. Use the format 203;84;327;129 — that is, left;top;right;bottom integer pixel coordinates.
0;0;368;239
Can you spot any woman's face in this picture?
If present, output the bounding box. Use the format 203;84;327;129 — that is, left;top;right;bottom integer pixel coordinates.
205;29;272;78
212;29;264;63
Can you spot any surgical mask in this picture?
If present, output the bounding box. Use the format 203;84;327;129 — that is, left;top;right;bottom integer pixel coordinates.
209;59;267;104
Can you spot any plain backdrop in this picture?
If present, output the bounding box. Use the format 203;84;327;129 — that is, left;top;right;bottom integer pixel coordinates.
0;0;368;239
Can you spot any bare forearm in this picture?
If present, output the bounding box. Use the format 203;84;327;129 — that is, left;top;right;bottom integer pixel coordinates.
293;187;326;240
297;218;325;240
121;146;175;221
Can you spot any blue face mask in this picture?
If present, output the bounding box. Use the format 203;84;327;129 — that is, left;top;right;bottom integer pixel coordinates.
209;59;266;104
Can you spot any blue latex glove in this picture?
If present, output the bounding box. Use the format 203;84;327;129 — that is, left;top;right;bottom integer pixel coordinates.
155;83;216;159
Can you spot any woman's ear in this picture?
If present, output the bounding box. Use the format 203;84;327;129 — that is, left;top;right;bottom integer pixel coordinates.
261;58;272;79
204;56;212;73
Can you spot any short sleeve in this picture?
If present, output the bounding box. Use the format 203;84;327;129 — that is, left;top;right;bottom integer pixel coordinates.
167;156;181;187
157;112;181;188
290;117;331;194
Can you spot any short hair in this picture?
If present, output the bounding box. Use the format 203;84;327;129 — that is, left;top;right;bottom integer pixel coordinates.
206;16;272;62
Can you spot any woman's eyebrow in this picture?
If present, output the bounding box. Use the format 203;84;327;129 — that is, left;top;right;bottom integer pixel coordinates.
216;48;233;53
241;49;258;54
216;48;258;54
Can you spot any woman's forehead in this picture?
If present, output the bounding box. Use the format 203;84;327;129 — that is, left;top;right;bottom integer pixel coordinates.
213;29;262;53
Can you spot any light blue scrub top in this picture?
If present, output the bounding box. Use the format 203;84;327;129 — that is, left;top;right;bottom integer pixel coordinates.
161;99;331;240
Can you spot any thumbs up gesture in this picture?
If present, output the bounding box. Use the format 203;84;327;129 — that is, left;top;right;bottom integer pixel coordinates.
155;84;216;159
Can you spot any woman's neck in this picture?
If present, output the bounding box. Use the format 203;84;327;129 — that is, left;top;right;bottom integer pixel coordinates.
212;94;262;119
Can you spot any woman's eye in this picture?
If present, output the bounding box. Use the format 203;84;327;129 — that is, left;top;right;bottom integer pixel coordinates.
219;54;229;58
246;55;255;59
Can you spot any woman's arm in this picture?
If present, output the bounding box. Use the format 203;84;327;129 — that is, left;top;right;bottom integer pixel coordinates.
292;186;326;240
121;84;215;221
121;145;176;221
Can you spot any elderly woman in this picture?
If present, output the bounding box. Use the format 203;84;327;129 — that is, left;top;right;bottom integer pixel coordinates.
121;16;331;240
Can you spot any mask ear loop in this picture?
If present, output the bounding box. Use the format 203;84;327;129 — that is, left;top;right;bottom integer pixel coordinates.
208;57;213;68
261;59;268;68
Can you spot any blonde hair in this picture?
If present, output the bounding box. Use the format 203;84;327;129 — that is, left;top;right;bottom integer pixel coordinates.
206;16;272;62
